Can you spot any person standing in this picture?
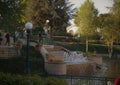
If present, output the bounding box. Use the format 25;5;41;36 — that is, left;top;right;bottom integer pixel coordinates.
5;32;10;46
0;31;2;45
15;31;19;41
38;31;42;43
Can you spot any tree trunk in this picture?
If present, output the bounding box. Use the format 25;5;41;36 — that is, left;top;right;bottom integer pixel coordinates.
86;37;88;52
108;41;113;58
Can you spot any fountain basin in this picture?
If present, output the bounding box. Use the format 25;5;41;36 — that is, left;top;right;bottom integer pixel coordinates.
67;62;95;76
45;62;66;75
40;45;102;75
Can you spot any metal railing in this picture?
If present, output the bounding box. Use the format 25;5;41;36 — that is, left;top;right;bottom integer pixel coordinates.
0;58;116;85
41;75;115;85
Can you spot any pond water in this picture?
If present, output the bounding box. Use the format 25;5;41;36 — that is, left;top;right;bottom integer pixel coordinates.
67;59;120;78
94;60;120;78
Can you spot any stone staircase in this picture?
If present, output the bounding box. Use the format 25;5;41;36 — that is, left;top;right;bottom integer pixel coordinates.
0;46;17;59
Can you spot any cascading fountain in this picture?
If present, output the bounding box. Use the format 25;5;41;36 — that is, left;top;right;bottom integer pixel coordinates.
63;51;88;64
41;45;101;76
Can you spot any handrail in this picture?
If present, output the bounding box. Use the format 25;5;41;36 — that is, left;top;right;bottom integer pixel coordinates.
40;74;115;85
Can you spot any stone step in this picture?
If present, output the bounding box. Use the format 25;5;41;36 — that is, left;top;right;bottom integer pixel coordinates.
0;46;17;59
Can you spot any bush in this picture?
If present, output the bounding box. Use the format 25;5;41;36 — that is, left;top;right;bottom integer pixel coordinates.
45;77;68;85
58;43;109;53
0;45;45;74
0;72;68;85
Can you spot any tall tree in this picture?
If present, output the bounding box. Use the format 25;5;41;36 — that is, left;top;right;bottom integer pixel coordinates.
26;0;75;35
74;0;98;52
112;0;120;44
99;0;120;58
0;0;27;32
111;0;120;27
100;14;119;58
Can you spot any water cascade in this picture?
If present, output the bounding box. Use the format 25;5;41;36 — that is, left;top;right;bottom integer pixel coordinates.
63;51;89;64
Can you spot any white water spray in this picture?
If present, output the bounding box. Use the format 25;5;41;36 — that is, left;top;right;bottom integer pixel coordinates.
63;51;88;64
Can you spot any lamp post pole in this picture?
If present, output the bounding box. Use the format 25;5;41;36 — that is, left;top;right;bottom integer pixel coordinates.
46;19;50;36
25;22;33;74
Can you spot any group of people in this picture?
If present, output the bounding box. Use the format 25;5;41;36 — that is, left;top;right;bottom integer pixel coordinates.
0;31;11;46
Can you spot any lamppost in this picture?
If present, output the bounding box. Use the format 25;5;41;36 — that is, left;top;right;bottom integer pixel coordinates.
44;20;50;35
46;19;49;24
43;20;50;44
46;20;51;38
25;22;33;74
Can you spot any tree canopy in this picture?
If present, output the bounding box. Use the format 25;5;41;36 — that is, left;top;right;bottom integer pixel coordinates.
97;0;120;57
74;0;98;52
26;0;75;33
0;0;27;32
74;0;98;37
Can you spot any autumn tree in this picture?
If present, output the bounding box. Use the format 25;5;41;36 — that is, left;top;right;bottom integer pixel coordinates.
74;0;98;52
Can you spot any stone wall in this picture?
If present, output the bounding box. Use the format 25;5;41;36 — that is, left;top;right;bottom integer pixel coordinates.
91;56;103;66
45;62;66;75
67;62;95;76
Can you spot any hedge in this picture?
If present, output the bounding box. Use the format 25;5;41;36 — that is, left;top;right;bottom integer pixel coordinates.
0;72;68;85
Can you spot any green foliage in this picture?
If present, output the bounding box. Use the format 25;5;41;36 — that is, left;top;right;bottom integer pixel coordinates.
88;44;108;53
100;14;119;43
111;0;120;25
0;0;27;32
59;43;110;53
0;57;25;74
0;45;45;74
53;29;71;36
45;77;68;85
74;0;98;52
74;0;98;37
98;0;120;57
93;0;120;46
83;52;92;58
26;0;75;31
0;72;68;85
53;36;73;42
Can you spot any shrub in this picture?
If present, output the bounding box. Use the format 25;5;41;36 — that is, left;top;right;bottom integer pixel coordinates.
0;45;45;74
45;77;68;85
0;72;68;85
58;43;109;53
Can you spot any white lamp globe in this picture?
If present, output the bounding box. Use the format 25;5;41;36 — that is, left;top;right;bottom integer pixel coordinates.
46;20;49;23
25;22;33;30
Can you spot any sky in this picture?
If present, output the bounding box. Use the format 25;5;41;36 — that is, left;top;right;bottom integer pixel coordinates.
69;0;114;14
